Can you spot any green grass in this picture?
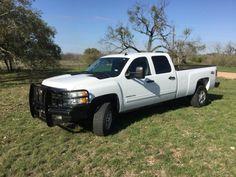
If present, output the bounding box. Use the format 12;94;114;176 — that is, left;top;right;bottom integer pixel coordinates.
217;66;236;73
0;68;236;176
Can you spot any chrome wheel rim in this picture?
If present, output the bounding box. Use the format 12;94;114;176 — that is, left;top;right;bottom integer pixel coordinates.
199;90;206;104
105;110;112;130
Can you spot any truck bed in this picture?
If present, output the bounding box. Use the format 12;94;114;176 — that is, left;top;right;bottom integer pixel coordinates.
175;65;216;71
175;64;217;99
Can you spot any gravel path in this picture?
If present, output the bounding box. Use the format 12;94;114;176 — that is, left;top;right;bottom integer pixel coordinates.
218;72;236;79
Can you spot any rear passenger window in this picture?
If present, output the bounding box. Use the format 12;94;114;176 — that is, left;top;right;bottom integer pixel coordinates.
152;56;171;74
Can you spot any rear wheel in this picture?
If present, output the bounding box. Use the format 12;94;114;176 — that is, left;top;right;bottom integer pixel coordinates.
190;85;208;107
93;102;113;136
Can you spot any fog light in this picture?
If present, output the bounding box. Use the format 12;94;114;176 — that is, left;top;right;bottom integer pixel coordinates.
79;97;89;104
52;115;63;120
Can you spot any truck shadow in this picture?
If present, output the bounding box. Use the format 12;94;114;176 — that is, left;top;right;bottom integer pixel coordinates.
59;94;223;135
110;93;223;135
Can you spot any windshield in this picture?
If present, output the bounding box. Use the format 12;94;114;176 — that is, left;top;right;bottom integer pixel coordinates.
86;57;129;77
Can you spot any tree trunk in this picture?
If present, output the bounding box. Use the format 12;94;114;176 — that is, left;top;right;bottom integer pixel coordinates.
2;57;14;72
147;36;153;52
9;58;14;72
0;47;15;72
3;58;10;72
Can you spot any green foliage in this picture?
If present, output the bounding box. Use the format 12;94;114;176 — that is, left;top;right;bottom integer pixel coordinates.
61;53;82;61
189;56;204;63
82;48;102;65
0;0;61;72
217;66;236;72
59;53;88;71
189;42;236;66
203;54;236;67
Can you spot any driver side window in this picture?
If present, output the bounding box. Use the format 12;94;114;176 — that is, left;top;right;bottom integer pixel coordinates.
126;57;151;77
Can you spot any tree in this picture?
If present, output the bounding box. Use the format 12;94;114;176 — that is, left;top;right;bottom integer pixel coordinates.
102;24;140;53
83;48;102;64
164;27;205;63
101;1;205;63
214;43;223;54
128;1;169;52
0;0;61;72
102;2;169;53
224;42;236;55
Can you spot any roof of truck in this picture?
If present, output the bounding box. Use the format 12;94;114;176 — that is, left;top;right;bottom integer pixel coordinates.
102;52;168;59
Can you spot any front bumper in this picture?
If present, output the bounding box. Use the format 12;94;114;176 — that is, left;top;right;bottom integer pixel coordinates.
29;84;90;126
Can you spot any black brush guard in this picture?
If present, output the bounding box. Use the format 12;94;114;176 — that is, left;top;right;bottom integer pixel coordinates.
29;84;90;127
29;83;54;126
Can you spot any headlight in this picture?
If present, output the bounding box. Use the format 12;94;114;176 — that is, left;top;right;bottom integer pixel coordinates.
63;90;88;98
51;90;89;107
63;97;89;106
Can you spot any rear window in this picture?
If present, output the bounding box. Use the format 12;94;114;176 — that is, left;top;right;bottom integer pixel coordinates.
151;56;171;74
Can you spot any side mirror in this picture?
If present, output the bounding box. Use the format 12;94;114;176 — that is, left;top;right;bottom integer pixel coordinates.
134;66;144;79
125;66;145;79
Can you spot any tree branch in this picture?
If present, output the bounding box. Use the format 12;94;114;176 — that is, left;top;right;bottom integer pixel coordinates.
0;10;15;18
151;45;164;52
135;15;151;34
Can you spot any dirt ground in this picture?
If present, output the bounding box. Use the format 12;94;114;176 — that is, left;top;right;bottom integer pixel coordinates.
218;72;236;79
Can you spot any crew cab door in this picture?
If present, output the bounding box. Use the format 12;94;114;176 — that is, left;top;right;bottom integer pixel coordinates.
119;57;159;111
148;55;177;104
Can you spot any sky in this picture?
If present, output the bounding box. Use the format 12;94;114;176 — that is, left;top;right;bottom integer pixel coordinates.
32;0;236;54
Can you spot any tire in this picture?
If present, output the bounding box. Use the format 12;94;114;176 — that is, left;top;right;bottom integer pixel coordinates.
93;102;113;136
190;85;208;107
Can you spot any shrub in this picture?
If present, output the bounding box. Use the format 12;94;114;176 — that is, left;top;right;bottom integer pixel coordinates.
189;56;204;63
82;48;102;65
202;54;236;67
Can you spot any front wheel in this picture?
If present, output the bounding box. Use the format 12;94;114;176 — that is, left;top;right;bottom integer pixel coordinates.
190;85;208;107
93;102;113;136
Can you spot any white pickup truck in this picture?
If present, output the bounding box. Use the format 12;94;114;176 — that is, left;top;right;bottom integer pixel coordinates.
29;53;220;136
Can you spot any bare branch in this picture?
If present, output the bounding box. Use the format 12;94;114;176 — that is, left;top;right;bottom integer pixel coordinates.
151;45;164;52
101;24;141;53
100;0;204;58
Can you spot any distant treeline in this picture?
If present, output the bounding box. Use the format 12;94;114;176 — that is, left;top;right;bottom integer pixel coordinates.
60;47;236;68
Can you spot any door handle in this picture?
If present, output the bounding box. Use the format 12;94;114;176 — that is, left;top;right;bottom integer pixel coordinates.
145;79;154;83
169;76;175;80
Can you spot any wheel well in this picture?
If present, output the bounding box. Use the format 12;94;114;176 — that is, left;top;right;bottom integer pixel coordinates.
90;94;119;113
196;78;209;91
